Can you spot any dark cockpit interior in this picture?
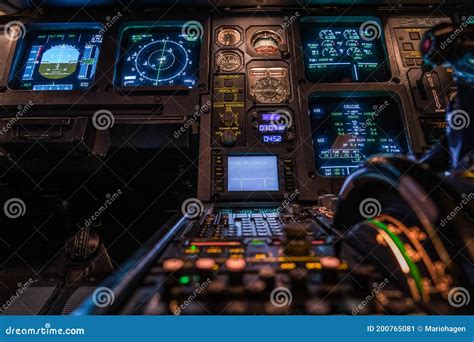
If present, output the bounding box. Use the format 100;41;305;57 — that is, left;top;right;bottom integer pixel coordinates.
0;0;472;316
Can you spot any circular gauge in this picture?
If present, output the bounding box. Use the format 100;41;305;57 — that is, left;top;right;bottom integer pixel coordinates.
346;47;362;57
253;77;288;104
216;51;242;72
319;29;335;40
251;30;282;55
134;39;189;83
217;28;241;46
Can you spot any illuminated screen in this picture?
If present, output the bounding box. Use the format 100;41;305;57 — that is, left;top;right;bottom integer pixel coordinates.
227;156;279;192
310;96;406;177
117;27;201;88
11;29;102;91
300;19;390;82
257;112;291;144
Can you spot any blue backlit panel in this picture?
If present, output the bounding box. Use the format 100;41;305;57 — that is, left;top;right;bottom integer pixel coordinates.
117;26;201;88
227;156;279;192
300;17;390;82
310;95;406;177
11;27;102;91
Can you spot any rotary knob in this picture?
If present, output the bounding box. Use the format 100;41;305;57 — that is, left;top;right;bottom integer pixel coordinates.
221;111;236;126
221;130;237;146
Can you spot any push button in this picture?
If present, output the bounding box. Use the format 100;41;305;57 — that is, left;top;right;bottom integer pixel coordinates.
409;32;420;40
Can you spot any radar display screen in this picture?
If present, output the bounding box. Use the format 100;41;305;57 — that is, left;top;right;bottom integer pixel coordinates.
117;27;201;88
300;18;390;82
309;96;406;177
11;29;102;91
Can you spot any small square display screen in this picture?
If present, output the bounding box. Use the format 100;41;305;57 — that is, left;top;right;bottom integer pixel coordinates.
227;156;279;192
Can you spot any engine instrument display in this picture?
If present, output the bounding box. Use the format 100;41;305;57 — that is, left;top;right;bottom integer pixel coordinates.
10;28;102;91
300;18;390;82
227;155;279;192
309;95;406;177
117;27;201;88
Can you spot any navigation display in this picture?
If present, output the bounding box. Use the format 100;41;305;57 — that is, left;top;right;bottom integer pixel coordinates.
309;95;406;177
11;28;102;91
300;18;390;82
117;27;201;88
227;156;279;192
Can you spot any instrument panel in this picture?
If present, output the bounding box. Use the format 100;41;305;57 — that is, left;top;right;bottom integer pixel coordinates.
0;10;455;203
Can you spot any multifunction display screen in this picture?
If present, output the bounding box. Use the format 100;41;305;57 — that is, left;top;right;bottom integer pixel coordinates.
227;156;279;191
300;19;390;82
309;96;406;177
